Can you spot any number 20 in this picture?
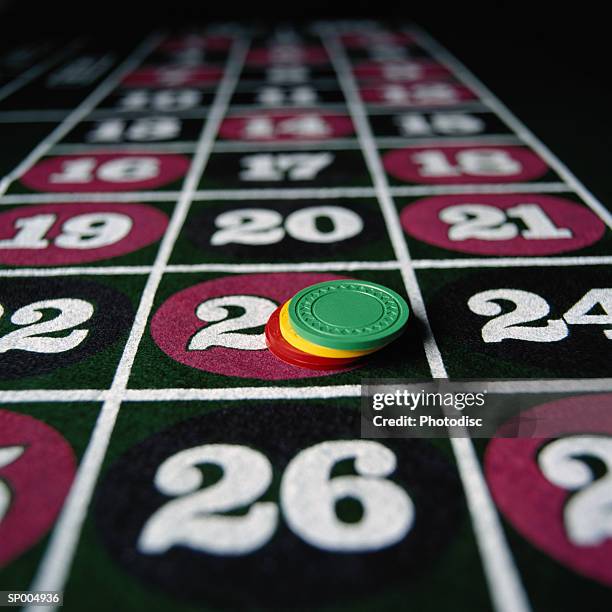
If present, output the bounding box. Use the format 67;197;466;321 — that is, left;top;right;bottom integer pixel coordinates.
211;206;363;246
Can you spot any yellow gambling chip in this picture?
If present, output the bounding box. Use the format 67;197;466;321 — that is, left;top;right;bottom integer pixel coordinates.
279;300;380;359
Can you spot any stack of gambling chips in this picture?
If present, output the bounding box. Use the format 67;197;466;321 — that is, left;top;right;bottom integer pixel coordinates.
265;280;409;370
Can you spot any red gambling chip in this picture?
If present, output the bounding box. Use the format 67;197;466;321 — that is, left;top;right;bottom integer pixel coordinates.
353;60;450;83
360;82;475;106
122;65;223;87
218;110;354;142
0;203;168;266
20;152;190;193
0;409;76;567
486;394;612;586
383;144;550;184
265;303;362;371
399;194;605;256
150;272;355;380
246;46;329;66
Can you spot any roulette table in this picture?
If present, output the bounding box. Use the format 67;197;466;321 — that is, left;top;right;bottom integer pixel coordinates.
0;5;610;611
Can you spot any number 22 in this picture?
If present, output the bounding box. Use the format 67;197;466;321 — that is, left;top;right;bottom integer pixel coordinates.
0;299;94;353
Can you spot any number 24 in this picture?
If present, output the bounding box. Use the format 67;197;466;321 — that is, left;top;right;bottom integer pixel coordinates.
468;288;612;343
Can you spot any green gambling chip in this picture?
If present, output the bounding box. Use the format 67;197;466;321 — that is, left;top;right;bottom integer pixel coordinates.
288;280;409;350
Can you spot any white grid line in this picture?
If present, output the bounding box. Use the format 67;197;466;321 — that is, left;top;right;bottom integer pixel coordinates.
26;33;250;605
0;40;83;103
0;182;574;206
0;390;109;403
0;191;182;204
354;100;491;114
0;266;152;277
122;378;612;400
323;34;448;377
47;133;523;155
164;261;400;273
412;256;612;269
0;23;604;612
390;182;570;196
1;99;487;123
2;255;612;278
324;29;532;612
3;378;612;405
50;142;200;155
211;134;521;151
0;33;163;197
124;385;362;402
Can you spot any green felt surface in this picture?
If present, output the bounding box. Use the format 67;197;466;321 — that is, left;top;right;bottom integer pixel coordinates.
1;18;611;612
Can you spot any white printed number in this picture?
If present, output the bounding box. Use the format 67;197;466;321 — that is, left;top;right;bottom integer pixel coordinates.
468;288;612;343
139;440;413;556
119;89;201;112
414;149;520;177
242;115;332;139
256;86;318;106
0;298;94;353
381;83;461;105
86;117;181;143
188;296;277;351
539;435;612;546
396;112;485;137
440;204;571;242
50;157;159;184
239;153;333;182
0;213;133;250
138;445;278;555
211;206;363;246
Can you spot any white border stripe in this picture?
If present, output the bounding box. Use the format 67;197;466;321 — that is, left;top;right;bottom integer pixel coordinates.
0;191;181;204
165;261;399;273
324;29;532;612
0;33;163;197
5;254;612;279
391;182;569;196
2;379;611;405
323;34;447;377
50;142;199;155
1;256;611;278
49;134;521;155
0;182;572;206
0;390;108;403
0;40;83;103
27;35;250;604
411;26;612;232
412;256;612;269
125;385;361;402
450;436;531;611
0;266;151;277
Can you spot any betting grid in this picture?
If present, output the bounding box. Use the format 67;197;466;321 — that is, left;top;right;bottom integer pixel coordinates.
0;20;610;612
